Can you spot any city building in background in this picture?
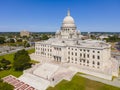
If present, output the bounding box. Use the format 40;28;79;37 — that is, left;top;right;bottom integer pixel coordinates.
20;30;30;37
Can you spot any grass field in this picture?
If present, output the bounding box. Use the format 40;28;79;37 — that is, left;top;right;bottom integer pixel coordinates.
47;73;120;90
27;48;35;54
0;48;35;78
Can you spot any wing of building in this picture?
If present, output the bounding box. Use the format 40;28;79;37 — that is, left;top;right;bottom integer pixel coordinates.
35;10;119;80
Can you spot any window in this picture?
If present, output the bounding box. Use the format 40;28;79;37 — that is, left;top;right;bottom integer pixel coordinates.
62;41;65;43
98;51;100;53
87;50;89;52
93;55;95;59
83;60;85;63
75;53;77;56
97;56;100;59
97;62;100;65
60;48;61;51
93;51;95;53
72;52;73;55
84;50;86;52
87;60;89;63
68;52;70;54
84;54;86;58
75;49;77;51
80;53;82;57
87;54;89;58
75;58;77;61
93;61;95;64
80;49;82;51
68;57;70;59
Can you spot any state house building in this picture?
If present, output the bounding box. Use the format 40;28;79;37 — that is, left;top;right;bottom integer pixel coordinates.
35;10;119;80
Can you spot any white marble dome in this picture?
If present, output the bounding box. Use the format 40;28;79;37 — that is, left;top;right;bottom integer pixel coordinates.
62;10;76;27
63;16;74;24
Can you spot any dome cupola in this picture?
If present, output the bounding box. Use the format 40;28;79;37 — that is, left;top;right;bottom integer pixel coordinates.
56;9;81;39
63;10;74;24
62;10;76;28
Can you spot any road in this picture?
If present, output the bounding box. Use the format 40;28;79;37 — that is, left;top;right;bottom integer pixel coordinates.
0;47;34;56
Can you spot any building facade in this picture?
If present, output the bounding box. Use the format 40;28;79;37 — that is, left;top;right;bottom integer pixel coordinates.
35;10;119;80
20;30;30;37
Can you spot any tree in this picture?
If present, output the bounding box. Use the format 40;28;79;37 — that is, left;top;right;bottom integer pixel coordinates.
41;34;49;40
23;41;30;48
0;37;5;44
104;35;120;42
0;58;11;70
90;35;96;39
13;49;31;71
0;58;11;65
25;43;30;47
17;39;22;42
9;38;15;43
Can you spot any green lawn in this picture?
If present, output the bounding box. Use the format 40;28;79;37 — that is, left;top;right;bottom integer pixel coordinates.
47;73;120;90
0;48;35;78
27;48;35;54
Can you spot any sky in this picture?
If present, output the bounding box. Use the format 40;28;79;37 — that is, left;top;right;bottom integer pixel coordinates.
0;0;120;32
